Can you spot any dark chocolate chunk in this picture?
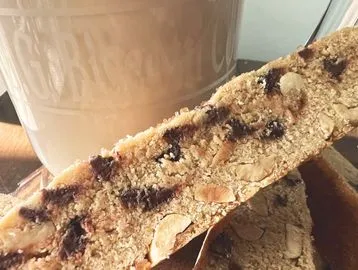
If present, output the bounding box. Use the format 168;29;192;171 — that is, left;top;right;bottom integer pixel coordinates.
155;143;181;162
33;251;50;259
0;252;25;269
285;175;303;187
163;124;196;144
19;207;50;223
323;57;347;78
258;68;284;94
226;119;254;142
119;186;178;211
90;155;117;181
275;194;288;207
229;261;243;270
209;232;232;259
261;119;285;140
42;185;80;207
59;216;87;260
157;125;196;162
205;106;230;125
298;47;314;60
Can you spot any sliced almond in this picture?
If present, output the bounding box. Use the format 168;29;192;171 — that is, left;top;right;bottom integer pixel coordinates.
0;222;55;251
318;113;335;139
280;72;305;112
284;224;303;259
234;156;275;182
231;223;264;241
212;142;234;166
194;184;236;203
248;194;268;216
149;214;191;266
279;72;304;95
333;104;358;126
337;90;358;108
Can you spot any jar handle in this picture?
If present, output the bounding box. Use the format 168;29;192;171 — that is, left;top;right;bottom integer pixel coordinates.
305;0;358;46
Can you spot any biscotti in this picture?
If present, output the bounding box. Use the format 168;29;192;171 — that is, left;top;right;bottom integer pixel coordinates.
300;148;358;270
0;27;357;269
0;194;21;218
194;171;315;270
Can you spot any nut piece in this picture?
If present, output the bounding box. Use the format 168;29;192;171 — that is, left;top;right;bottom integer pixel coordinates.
333;104;358;126
284;224;303;259
194;184;236;203
149;214;191;266
285;170;303;186
234;156;275;182
337;89;358;108
279;72;305;112
318;113;335;139
232;223;264;241
212;142;234;166
132;260;151;270
0;222;55;251
248;194;268;216
279;72;304;95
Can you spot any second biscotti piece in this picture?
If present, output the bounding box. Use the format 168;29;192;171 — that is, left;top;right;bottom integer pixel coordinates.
0;27;357;269
194;171;315;270
300;148;358;270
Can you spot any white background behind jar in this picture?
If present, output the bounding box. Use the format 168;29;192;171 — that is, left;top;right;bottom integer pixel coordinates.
236;0;353;62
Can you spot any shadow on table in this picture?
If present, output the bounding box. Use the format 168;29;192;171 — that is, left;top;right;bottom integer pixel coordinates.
0;157;42;194
0;92;20;125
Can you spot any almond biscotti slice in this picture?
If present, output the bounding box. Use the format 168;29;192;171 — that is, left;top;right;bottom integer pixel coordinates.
194;171;316;270
0;27;357;269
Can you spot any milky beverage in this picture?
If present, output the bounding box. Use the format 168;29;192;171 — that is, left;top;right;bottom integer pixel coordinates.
0;0;239;175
